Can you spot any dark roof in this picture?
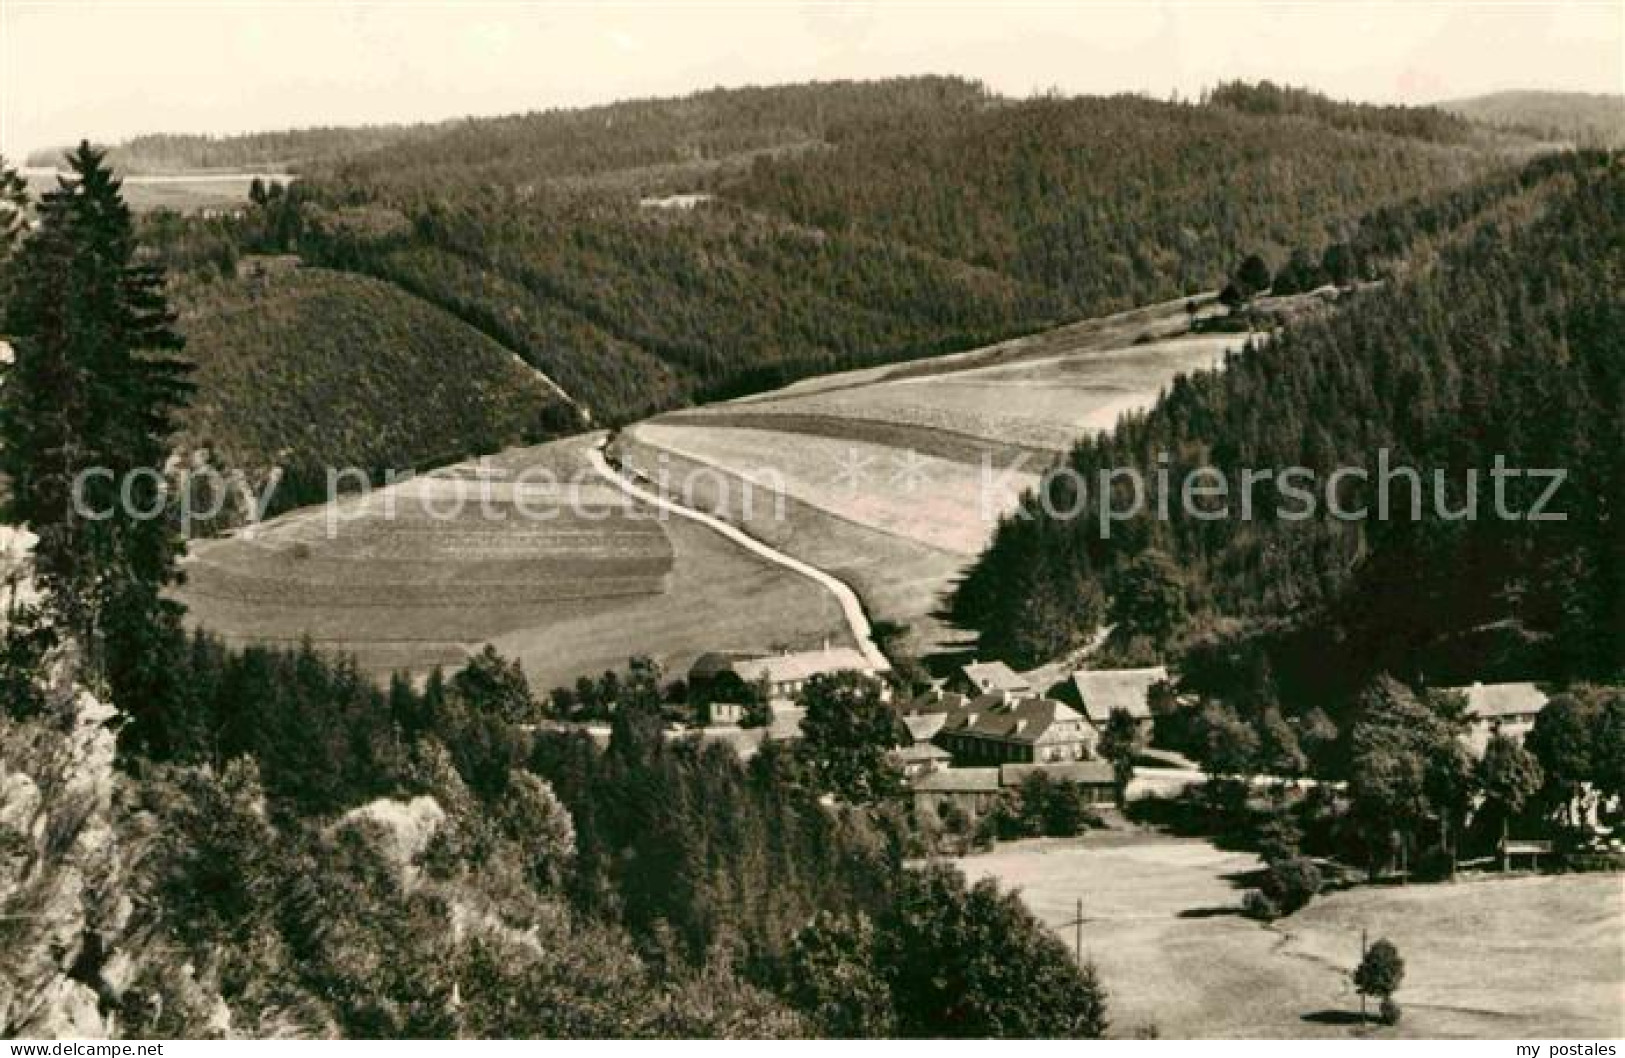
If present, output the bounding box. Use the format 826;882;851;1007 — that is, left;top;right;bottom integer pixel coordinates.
901;689;973;715
940;691;1087;745
1000;761;1115;787
1070;666;1167;724
688;651;758;681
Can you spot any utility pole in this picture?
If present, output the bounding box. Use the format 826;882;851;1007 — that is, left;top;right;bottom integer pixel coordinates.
1061;897;1088;969
1359;927;1369;1022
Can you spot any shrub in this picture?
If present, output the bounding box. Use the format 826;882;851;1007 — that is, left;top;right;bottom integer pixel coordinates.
1413;844;1455;882
1242;889;1279;921
1260;856;1322;914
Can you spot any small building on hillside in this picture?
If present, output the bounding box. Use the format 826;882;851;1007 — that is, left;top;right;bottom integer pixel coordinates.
707;701;746;726
947;660;1034;698
910;767;1002;821
936;690;1096;766
890;742;953;780
1450;681;1551;754
908;760;1117;821
1000;761;1117;804
1068;666;1168;737
731;645;879;704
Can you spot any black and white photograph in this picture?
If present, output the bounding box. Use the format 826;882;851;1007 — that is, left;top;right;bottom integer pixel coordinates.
0;0;1620;1044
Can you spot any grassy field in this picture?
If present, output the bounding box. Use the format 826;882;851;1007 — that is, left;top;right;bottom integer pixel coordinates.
613;432;973;656
620;304;1244;662
958;832;1624;1039
697;335;1236;453
625;424;1036;557
22;167;278;213
177;434;852;691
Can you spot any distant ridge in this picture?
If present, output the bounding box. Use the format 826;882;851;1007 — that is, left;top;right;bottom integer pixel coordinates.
1440;89;1625;147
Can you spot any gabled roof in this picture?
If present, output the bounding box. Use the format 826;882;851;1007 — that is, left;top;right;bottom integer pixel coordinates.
1000;761;1115;787
1070;666;1168;725
941;692;1086;745
1450;682;1550;721
734;646;876;685
957;660;1033;695
903;713;949;744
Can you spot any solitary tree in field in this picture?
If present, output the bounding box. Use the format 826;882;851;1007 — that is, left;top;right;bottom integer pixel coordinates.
1353;937;1405;1024
0;142;194;751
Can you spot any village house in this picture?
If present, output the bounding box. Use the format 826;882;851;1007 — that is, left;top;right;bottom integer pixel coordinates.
736;645;880;703
946;660;1034;698
935;690;1097;766
909;760;1116;821
895;688;972;743
690;644;880;705
910;767;1002;821
1000;761;1117;804
1067;666;1168;739
1449;681;1551;754
890;742;953;780
707;701;746;726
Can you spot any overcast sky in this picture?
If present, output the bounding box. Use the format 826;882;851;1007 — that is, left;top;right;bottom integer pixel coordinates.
3;1;1621;158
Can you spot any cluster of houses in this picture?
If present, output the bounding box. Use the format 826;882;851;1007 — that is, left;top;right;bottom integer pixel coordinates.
684;647;1569;828
891;660;1169;820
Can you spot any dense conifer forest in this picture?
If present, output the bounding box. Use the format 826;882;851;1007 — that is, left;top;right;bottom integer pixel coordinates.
145;78;1531;444
953;152;1624;715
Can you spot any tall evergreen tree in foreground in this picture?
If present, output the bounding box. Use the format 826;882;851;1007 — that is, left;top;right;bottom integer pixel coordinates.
0;142;194;752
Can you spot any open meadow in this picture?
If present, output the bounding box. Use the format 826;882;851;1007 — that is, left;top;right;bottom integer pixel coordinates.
23;166;282;213
177;433;852;691
958;832;1624;1039
620;304;1246;660
694;334;1238;454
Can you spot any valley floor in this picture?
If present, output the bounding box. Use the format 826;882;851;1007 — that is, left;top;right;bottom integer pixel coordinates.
957;831;1624;1039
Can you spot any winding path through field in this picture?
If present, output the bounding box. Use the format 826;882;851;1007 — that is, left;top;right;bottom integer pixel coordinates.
587;439;891;671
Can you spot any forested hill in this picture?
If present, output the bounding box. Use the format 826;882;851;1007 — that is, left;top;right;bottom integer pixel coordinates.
230;77;1529;426
170;263;579;513
953;151;1623;703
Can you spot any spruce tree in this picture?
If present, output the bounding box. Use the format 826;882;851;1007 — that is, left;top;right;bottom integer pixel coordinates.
0;142;194;752
0;156;28;257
